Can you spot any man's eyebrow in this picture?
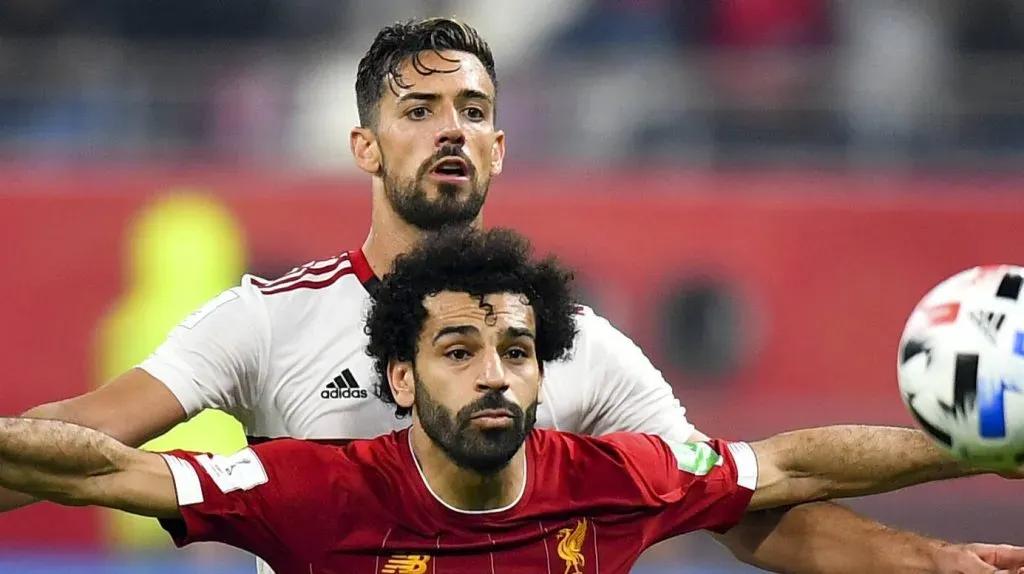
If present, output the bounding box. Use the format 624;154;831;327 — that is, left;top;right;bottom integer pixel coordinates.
396;92;440;104
396;90;493;105
505;327;536;340
458;89;493;104
433;325;479;344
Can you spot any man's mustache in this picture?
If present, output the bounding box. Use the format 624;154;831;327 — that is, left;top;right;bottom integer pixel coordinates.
418;144;476;178
457;392;523;426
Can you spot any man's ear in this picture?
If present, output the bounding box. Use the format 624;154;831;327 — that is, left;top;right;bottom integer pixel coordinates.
351;127;382;174
490;130;505;176
536;365;544;405
388;360;415;409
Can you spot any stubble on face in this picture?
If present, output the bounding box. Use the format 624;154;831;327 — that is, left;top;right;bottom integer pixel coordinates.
414;370;537;474
380;142;488;231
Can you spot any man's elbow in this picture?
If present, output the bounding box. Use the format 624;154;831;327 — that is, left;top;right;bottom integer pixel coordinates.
713;507;796;569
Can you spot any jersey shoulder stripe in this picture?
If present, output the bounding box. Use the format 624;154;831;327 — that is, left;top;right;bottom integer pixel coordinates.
250;253;354;295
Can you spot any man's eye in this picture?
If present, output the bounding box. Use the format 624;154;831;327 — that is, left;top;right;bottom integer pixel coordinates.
446;349;471;361
464;107;485;121
506;348;528;360
408;107;430;120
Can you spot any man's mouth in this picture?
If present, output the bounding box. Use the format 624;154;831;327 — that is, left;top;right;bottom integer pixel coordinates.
469;408;515;429
471;408;513;420
429;157;470;181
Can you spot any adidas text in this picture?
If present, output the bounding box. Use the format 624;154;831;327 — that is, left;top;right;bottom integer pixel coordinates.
321;387;368;399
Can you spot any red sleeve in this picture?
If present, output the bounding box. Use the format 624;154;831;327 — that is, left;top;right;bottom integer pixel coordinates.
157;439;346;567
603;433;757;540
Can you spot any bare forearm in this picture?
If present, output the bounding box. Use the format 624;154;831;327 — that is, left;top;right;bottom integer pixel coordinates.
719;502;945;573
754;425;983;504
0;370;188;514
0;417;129;505
0;404;61;511
0;417;177;518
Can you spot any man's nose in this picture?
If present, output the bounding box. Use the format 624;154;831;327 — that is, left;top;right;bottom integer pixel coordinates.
477;349;509;393
435;115;466;148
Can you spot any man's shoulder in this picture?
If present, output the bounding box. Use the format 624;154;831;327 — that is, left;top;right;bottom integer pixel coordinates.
254;431;406;464
241;251;372;307
526;430;674;510
248;431;410;492
531;428;665;457
529;429;669;479
230;251;374;337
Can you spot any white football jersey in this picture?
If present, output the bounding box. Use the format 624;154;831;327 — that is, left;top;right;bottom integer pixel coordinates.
139;249;696;446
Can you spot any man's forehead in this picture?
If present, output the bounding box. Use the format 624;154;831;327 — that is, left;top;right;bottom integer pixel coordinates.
388;49;495;99
424;291;533;329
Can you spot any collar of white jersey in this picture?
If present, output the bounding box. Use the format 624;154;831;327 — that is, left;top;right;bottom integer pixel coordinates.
348;248;381;295
406;430;528;515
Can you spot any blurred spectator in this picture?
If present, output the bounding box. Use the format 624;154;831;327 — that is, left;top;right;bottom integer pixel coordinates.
839;0;952;165
0;0;1022;170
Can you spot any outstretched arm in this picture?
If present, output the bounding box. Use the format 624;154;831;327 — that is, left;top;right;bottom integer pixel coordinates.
0;417;178;518
678;427;1024;573
718;501;1024;574
0;368;189;512
748;425;985;511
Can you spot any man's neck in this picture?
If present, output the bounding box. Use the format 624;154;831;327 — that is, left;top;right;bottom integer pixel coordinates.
408;424;527;512
361;182;483;278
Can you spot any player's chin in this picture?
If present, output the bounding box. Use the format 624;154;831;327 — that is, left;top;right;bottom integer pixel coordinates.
460;437;523;472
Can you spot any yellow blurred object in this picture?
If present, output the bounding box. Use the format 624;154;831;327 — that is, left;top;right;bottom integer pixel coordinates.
95;191;248;549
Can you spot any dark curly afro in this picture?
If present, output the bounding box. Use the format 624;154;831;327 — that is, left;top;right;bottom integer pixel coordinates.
365;227;578;417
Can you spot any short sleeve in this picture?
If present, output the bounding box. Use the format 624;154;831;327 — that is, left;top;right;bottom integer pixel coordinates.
158;440;343;566
137;280;269;420
571;308;695;442
604;433;756;540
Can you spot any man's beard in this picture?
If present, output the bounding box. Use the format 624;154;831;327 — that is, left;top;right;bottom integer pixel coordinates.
414;370;537;475
381;145;489;231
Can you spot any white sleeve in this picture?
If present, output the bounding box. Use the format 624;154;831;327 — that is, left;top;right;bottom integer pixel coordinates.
137;280;269;421
573;307;696;443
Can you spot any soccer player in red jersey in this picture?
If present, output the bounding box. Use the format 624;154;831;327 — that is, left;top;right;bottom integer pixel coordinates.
1;228;1023;574
4;17;1024;574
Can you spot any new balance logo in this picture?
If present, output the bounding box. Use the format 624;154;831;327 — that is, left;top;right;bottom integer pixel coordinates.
322;369;368;399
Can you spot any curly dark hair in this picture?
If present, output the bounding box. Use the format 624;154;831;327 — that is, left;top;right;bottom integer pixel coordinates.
355;17;497;128
365;227;578;417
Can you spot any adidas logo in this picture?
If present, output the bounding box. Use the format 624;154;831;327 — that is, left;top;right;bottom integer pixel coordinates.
969;309;1006;344
322;369;368;399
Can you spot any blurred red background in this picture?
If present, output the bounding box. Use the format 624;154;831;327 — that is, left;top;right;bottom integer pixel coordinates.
2;168;1022;550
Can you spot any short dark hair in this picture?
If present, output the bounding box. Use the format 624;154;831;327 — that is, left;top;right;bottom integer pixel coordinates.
365;227;578;417
355;17;497;128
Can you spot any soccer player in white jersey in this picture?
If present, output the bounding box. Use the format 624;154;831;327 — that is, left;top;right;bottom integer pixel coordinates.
4;17;1024;574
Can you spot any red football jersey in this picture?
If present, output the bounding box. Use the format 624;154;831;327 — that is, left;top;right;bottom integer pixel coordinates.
159;429;756;574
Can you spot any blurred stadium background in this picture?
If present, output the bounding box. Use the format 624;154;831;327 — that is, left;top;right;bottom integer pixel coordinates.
2;0;1023;572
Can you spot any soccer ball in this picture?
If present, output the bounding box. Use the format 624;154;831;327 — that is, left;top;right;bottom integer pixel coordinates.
897;265;1024;469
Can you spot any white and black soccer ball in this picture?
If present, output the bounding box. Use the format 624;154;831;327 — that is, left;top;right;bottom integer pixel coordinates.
897;265;1024;469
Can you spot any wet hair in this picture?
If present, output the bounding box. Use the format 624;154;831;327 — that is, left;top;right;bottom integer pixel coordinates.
355;17;497;128
365;227;578;417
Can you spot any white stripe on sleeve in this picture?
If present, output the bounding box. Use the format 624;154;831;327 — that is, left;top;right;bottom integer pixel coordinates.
161;454;205;506
726;442;758;491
